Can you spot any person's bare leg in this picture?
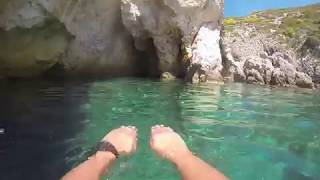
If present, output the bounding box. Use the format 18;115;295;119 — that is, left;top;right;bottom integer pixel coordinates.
150;125;228;180
62;126;137;180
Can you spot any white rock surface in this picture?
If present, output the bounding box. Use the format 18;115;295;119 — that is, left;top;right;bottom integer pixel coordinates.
190;23;223;82
121;0;224;81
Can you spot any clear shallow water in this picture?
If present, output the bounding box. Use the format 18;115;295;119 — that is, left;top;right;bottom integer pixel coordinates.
0;78;320;180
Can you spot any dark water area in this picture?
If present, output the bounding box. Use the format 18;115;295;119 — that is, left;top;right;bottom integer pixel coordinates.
0;78;320;180
0;80;90;180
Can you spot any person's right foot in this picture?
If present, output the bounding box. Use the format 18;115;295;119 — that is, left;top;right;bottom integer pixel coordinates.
150;125;191;162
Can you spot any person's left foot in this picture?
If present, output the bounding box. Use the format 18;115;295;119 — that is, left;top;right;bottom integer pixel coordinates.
102;126;137;155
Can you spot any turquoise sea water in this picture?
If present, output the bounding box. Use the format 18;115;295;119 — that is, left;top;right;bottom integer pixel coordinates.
225;0;320;17
0;78;320;180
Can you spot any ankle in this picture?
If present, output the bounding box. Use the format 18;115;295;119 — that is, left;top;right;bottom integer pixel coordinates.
170;149;193;165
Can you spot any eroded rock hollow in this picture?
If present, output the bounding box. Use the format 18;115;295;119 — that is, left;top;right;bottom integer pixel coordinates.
0;0;224;82
121;0;224;82
0;0;140;77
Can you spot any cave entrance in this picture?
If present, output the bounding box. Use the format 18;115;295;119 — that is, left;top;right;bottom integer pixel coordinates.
134;38;161;78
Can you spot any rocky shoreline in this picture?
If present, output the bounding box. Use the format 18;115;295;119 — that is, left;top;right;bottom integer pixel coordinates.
0;1;319;89
222;25;314;88
222;4;320;89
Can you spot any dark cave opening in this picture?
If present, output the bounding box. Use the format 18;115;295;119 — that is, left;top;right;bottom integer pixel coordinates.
134;38;161;78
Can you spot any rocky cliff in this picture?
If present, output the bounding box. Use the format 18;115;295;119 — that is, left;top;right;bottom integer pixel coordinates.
222;4;320;88
0;0;142;78
121;0;224;82
0;0;224;81
1;1;319;89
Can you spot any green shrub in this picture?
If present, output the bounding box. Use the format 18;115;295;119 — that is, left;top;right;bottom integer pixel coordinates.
242;17;261;24
284;27;296;38
224;18;236;26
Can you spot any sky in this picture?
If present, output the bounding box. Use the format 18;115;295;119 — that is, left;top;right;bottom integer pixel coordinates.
225;0;320;17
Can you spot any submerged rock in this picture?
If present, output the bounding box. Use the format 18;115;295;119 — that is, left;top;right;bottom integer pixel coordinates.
283;166;316;180
161;72;176;81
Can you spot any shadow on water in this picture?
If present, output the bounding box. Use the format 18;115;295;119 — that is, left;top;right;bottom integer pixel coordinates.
0;78;186;180
0;79;90;180
283;166;316;180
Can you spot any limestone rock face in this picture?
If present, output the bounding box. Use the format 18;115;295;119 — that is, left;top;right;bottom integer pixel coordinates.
0;0;224;79
0;19;70;77
223;24;314;88
0;0;138;77
243;56;274;85
295;71;314;88
298;36;320;84
190;24;223;82
121;0;224;82
222;5;320;89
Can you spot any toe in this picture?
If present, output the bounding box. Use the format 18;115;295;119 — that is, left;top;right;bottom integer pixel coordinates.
151;125;173;134
151;125;162;133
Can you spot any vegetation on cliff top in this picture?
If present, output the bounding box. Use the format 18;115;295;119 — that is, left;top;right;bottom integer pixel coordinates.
223;3;320;45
